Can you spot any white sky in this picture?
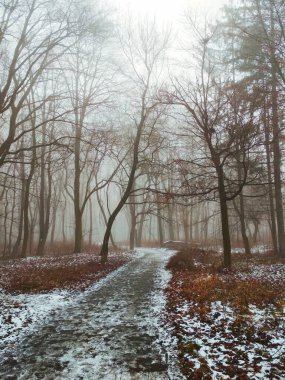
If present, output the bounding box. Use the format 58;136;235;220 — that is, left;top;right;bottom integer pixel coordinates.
112;0;226;25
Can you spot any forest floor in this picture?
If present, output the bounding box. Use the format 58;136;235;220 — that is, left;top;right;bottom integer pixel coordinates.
166;248;285;379
0;250;130;293
1;247;285;379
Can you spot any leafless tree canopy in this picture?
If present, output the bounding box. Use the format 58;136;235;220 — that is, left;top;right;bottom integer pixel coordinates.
0;0;285;268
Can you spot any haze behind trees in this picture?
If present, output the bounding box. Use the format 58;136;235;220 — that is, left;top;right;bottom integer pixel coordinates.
0;0;284;268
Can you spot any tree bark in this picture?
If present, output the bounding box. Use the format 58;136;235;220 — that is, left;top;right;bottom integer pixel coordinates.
157;207;164;246
233;197;251;255
37;139;52;256
96;191;116;248
136;202;147;247
21;129;36;258
88;197;93;246
269;7;285;257
217;167;231;268
271;73;285;257
167;202;175;240
12;151;25;257
264;96;278;254
73;115;82;253
100;114;146;263
183;207;190;243
129;206;136;250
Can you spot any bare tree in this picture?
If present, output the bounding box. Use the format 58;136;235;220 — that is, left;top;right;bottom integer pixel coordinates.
0;0;78;166
100;20;169;263
161;29;259;267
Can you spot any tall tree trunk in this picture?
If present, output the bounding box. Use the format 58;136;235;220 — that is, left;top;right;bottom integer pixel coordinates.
203;204;209;242
189;205;193;241
21;130;36;258
50;203;57;247
29;205;36;255
271;74;285;257
74;211;82;253
233;197;250;255
264;96;278;254
253;220;259;244
37;124;47;256
37;142;52;256
21;167;34;257
136;202;147;247
167;202;175;240
183;207;190;242
12;186;24;257
88;197;93;246
100;112;146;263
129;207;136;250
217;167;231;268
74;119;82;253
50;210;56;246
175;204;180;240
62;193;67;243
7;182;16;255
157;207;164;246
12;151;25;257
3;190;9;256
129;188;136;250
194;205;199;241
96;191;116;248
270;9;285;257
236;152;251;255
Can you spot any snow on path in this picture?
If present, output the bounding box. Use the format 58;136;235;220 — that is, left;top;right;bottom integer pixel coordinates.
0;248;184;380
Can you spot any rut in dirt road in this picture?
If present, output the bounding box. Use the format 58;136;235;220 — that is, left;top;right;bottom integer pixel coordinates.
1;249;184;380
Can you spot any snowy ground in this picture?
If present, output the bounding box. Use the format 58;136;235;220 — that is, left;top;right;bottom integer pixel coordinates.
166;254;285;379
174;300;285;379
0;248;184;380
3;247;283;379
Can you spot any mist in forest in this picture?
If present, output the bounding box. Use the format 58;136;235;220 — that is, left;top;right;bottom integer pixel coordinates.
0;0;283;267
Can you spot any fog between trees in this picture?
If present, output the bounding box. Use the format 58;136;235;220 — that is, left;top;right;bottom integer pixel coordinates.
0;0;285;267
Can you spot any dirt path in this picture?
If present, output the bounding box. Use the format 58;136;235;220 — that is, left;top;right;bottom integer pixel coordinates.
1;249;183;380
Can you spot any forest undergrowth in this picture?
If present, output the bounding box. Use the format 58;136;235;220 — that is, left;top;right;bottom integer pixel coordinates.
0;250;129;293
165;248;285;379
